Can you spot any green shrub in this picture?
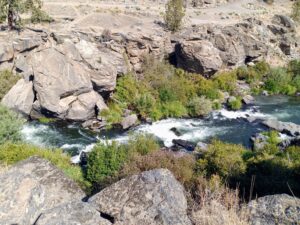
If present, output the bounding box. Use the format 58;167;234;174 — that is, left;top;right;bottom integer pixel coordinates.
292;0;300;22
100;102;123;126
0;70;20;101
86;141;127;184
213;71;237;94
38;117;56;124
264;68;292;94
134;93;156;118
0;142;89;189
127;133;160;156
160;101;187;117
196;77;221;100
0;105;24;145
164;0;185;32
264;130;280;145
228;97;242;110
187;96;212;117
197;140;247;179
289;60;300;91
30;7;53;24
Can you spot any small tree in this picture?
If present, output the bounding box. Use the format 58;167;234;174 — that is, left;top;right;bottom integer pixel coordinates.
164;0;185;32
0;0;51;30
292;0;300;23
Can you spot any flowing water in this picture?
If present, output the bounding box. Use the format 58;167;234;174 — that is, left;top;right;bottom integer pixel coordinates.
21;95;300;163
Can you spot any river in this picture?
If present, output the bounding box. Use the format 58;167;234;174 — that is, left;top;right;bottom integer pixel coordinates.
21;95;300;163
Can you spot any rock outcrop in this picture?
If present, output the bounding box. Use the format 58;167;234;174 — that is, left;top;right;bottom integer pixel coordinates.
0;157;85;225
248;194;300;225
88;169;192;225
1;79;34;115
262;119;300;136
175;16;300;76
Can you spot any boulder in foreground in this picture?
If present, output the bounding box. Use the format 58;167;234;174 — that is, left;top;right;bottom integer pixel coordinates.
88;169;192;225
248;194;300;225
0;157;85;225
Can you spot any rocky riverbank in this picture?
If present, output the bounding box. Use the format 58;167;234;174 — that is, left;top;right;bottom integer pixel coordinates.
0;156;299;225
1;11;299;125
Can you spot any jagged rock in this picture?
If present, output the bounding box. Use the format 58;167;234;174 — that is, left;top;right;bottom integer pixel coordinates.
120;114;138;130
175;40;223;77
172;139;197;151
272;15;296;32
0;43;14;62
75;40;127;93
0;157;85;225
65;91;107;121
242;95;255;105
88;169;192;225
250;133;269;150
13;35;44;52
1;79;34;115
262;119;300;136
195;141;208;153
35;201;112;225
28;47;93;117
248;194;300;225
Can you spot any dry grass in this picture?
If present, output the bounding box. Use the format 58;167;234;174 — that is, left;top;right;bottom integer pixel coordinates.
189;176;250;225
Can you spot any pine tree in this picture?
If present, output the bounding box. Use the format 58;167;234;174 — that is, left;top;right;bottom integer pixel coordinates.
0;0;51;30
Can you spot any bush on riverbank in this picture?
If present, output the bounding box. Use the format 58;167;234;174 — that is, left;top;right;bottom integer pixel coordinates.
101;60;241;125
0;105;24;145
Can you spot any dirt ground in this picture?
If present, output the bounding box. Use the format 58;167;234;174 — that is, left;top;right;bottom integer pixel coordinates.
40;0;294;34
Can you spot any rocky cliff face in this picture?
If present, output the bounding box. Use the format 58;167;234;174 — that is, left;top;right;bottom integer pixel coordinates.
0;14;299;121
175;15;300;77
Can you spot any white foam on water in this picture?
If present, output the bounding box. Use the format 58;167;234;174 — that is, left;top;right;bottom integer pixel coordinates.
61;144;84;150
132;118;227;147
214;107;270;120
21;123;59;147
71;143;96;164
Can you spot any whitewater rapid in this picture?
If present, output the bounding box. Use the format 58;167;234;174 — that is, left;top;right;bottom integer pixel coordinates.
21;105;277;163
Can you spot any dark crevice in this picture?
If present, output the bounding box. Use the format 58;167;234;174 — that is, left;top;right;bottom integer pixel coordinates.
100;212;115;223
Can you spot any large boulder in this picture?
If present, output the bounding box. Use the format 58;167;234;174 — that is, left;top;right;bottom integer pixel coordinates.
175;40;223;77
248;194;300;225
88;169;192;225
1;79;35;115
0;157;85;225
262;119;300;136
65;91;108;121
35;201;112;225
28;47;93;116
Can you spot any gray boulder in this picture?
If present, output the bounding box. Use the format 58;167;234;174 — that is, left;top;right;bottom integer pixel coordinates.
262;119;300;136
65;91;107;121
120;114;138;130
35;201;112;225
88;169;192;225
28;47;93;116
175;40;223;77
242;95;255;105
1;79;34;115
248;194;300;225
0;157;85;225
